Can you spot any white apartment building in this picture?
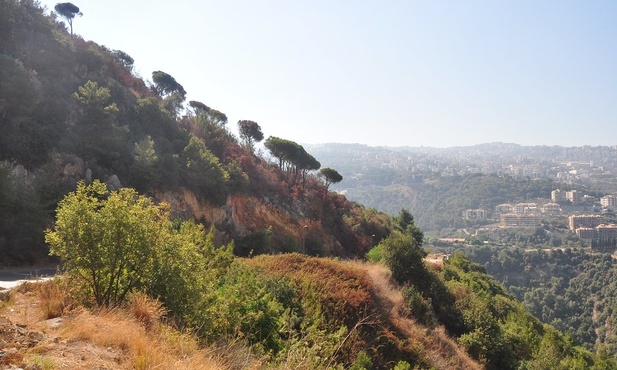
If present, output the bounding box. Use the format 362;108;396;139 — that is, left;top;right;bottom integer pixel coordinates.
576;227;595;240
551;189;565;202
597;224;617;244
513;203;539;214
566;190;583;202
542;203;561;213
601;195;617;208
462;209;487;220
500;214;541;228
568;214;603;231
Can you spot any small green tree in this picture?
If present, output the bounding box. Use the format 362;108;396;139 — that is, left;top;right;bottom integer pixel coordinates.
318;167;343;189
45;180;170;306
396;208;424;246
54;2;82;36
380;231;427;286
183;135;229;205
152;70;186;99
148;221;234;326
237;120;264;151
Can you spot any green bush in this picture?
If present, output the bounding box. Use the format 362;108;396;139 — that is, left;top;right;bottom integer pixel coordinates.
201;262;287;355
349;350;372;370
380;231;427;287
365;245;383;262
46;181;169;306
401;284;431;324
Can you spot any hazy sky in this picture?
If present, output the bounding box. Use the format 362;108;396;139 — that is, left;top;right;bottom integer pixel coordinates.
39;0;617;148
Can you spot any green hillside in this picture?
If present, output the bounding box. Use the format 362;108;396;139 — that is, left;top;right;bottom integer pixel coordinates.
0;0;389;265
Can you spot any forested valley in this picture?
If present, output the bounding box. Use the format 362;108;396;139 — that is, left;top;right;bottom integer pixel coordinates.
464;246;617;358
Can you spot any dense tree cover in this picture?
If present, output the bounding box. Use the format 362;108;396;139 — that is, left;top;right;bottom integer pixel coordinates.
463;245;617;359
374;234;616;368
413;174;561;232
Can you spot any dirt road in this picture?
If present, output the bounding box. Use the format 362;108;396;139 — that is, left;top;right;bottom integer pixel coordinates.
0;266;57;289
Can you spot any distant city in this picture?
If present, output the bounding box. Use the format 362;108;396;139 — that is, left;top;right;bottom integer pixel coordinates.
307;143;617;246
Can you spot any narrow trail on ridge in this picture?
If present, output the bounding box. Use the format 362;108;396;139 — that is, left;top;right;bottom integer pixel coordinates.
356;262;483;370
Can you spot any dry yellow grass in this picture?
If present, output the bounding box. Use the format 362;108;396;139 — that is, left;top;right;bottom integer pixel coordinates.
61;308;226;369
1;281;241;370
127;291;166;331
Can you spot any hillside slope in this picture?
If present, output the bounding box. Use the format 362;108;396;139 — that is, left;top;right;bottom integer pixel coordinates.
0;0;387;264
1;258;483;370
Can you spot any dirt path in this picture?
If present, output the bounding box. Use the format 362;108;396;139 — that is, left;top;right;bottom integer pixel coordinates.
358;262;483;370
0;267;57;290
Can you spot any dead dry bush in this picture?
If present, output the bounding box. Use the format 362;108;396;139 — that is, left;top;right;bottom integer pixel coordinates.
36;278;75;319
127;291;166;331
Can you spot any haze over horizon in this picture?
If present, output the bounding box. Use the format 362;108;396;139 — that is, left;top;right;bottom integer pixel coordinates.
39;0;617;148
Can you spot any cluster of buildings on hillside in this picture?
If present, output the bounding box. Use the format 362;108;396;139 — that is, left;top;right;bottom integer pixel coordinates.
550;189;595;203
569;215;617;247
462;201;561;228
462;189;617;243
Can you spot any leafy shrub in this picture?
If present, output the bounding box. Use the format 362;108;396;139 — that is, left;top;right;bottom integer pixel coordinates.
365;245;383;262
401;284;431;324
183;135;229;206
200;262;288;355
46;181;170;306
147;221;234;327
349;350;372;370
380;231;427;287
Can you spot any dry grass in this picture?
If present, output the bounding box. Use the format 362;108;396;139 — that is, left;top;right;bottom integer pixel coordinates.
36;278;75;319
1;280;246;370
61;307;227;369
356;261;483;370
127;291;166;331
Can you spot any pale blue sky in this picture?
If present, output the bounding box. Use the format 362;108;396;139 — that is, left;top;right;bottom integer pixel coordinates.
39;1;617;148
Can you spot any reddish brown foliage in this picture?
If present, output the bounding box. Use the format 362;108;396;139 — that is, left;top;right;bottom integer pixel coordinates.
248;254;375;328
246;255;440;368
